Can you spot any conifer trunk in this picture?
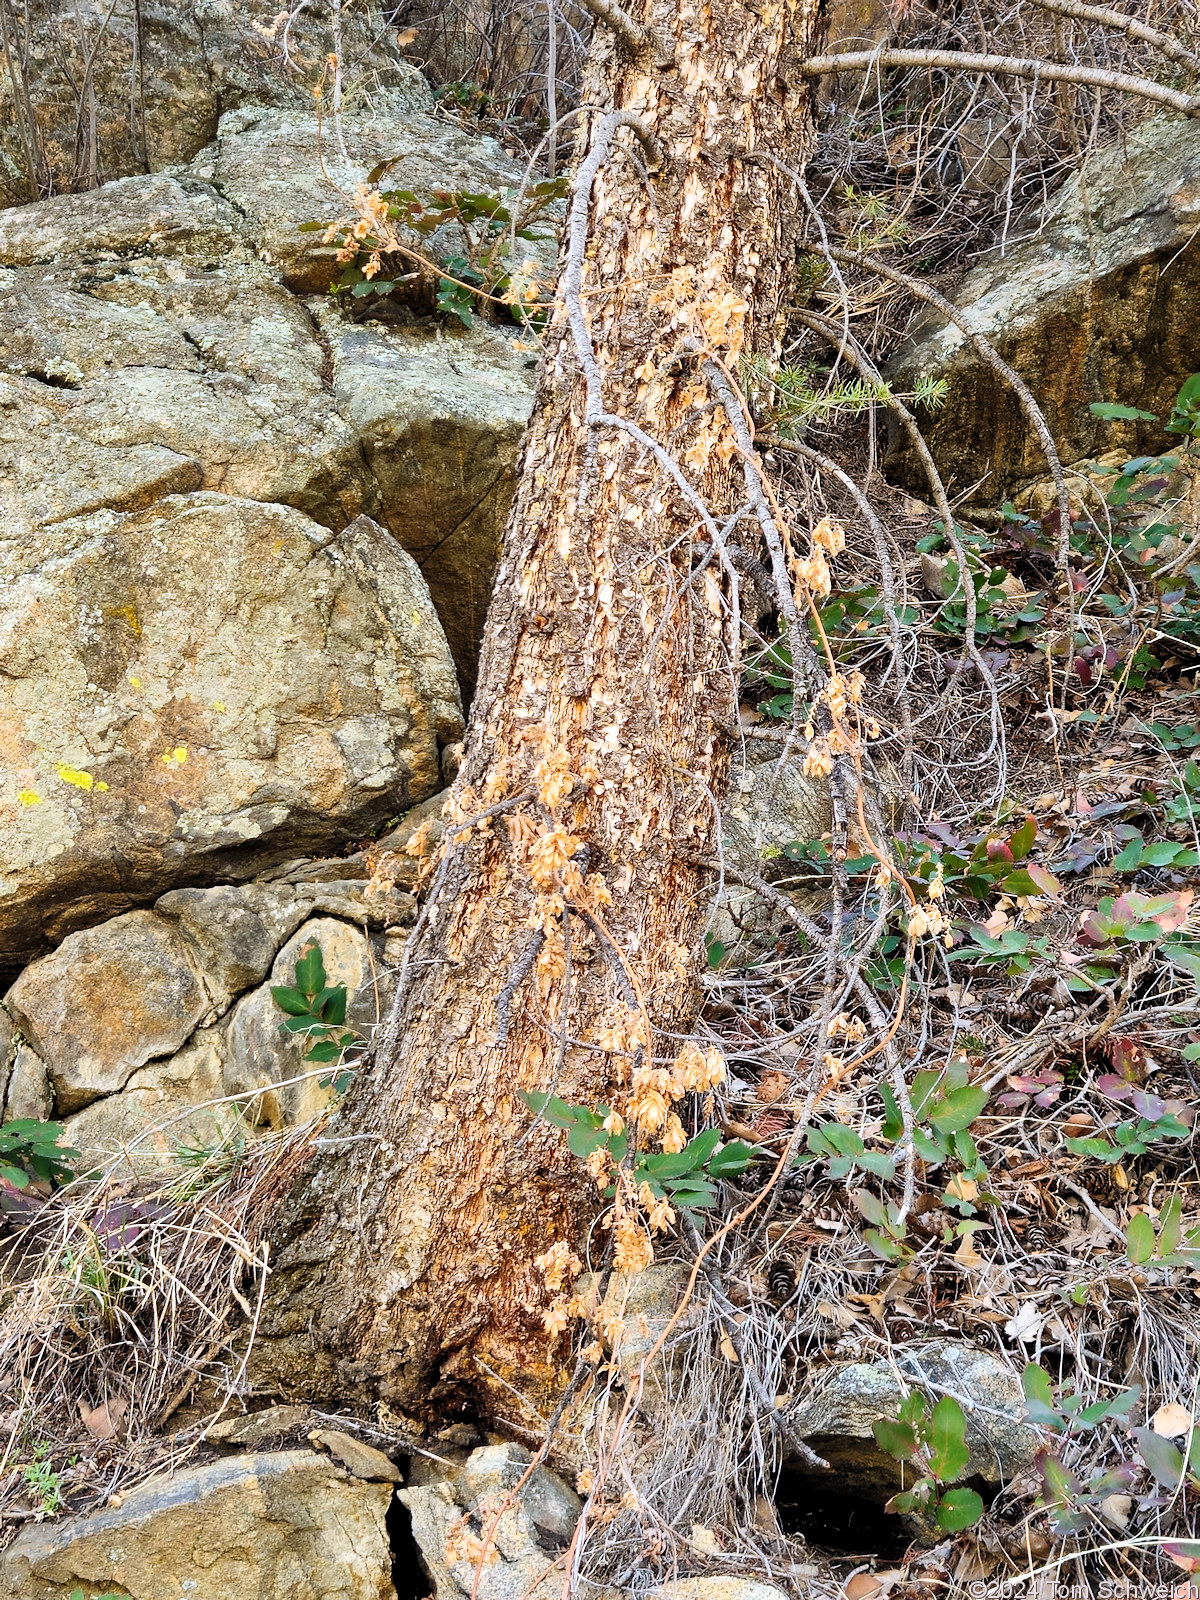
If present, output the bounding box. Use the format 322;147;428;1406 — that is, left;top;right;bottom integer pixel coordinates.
261;0;823;1423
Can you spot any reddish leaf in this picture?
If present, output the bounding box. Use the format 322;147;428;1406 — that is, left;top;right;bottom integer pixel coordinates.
1024;863;1061;896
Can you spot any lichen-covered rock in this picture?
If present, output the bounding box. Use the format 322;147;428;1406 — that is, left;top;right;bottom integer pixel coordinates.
60;1027;228;1164
0;176;377;533
887;116;1200;503
199;103;542;295
457;1443;582;1545
0;1449;397;1599
401;1443;580;1600
6;911;210;1112
321;308;536;690
0;871;410;1161
0;0;431;207
1;495;461;964
785;1341;1041;1497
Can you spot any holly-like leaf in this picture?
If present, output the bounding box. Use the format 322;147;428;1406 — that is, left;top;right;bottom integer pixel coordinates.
872;1418;918;1459
1136;1427;1185;1489
925;1086;987;1134
935;1487;984;1531
927;1395;970;1482
1126;1212;1157;1264
294;941;326;998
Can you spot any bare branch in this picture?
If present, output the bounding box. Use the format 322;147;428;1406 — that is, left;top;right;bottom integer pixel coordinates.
799;48;1200;118
819;243;1073;570
574;0;654;59
1026;0;1200;75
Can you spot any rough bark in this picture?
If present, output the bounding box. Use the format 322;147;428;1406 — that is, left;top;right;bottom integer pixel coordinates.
259;0;822;1424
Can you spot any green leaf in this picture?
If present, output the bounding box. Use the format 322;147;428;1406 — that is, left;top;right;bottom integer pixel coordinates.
1003;864;1060;897
925;1086;987;1134
1040;1455;1085;1531
271;985;311;1016
872;1418;918;1459
683;1127;722;1167
1143;840;1185;866
1126;1211;1157;1264
879;1082;904;1142
315;986;348;1026
294;941;326;997
281;1014;322;1033
824;1125;866;1157
1090;401;1158;421
706;938;726;970
1009;815;1037;860
1077;1388;1141;1428
1168;945;1200;984
707;1140;758;1176
1159;1195;1183;1256
910;1069;942;1118
567;1121;609;1159
1022;1363;1057;1412
641;1146;703;1180
857;1150;898;1178
886;1480;933;1514
520;1091;593;1130
864;1227;906;1261
664;1178;718;1209
913;1127;946;1163
852;1188;889;1227
1137;1428;1185;1489
927;1395;970;1482
304;1040;343;1063
1065;1134;1120;1161
1113;838;1144;871
936;1487;984;1532
0;1164;28;1189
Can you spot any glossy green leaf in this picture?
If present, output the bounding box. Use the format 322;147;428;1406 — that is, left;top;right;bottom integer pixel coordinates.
927;1395;970;1482
925;1086;987;1134
1126;1212;1157;1264
707;1140;758;1176
936;1487;984;1531
872;1418;918;1459
294;941;325;997
271;986;311;1016
1009;815;1037;860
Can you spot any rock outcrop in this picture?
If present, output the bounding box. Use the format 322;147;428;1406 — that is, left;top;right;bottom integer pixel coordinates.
1;83;549;966
1;494;459;964
0;1449;398;1599
783;1341;1041;1498
0;0;433;206
2;864;413;1164
887;115;1200;504
401;1441;582;1600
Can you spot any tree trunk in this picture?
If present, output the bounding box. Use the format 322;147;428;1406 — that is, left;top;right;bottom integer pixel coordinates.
260;0;823;1425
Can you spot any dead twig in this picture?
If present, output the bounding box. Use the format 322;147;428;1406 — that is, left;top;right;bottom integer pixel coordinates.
800;49;1200;119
